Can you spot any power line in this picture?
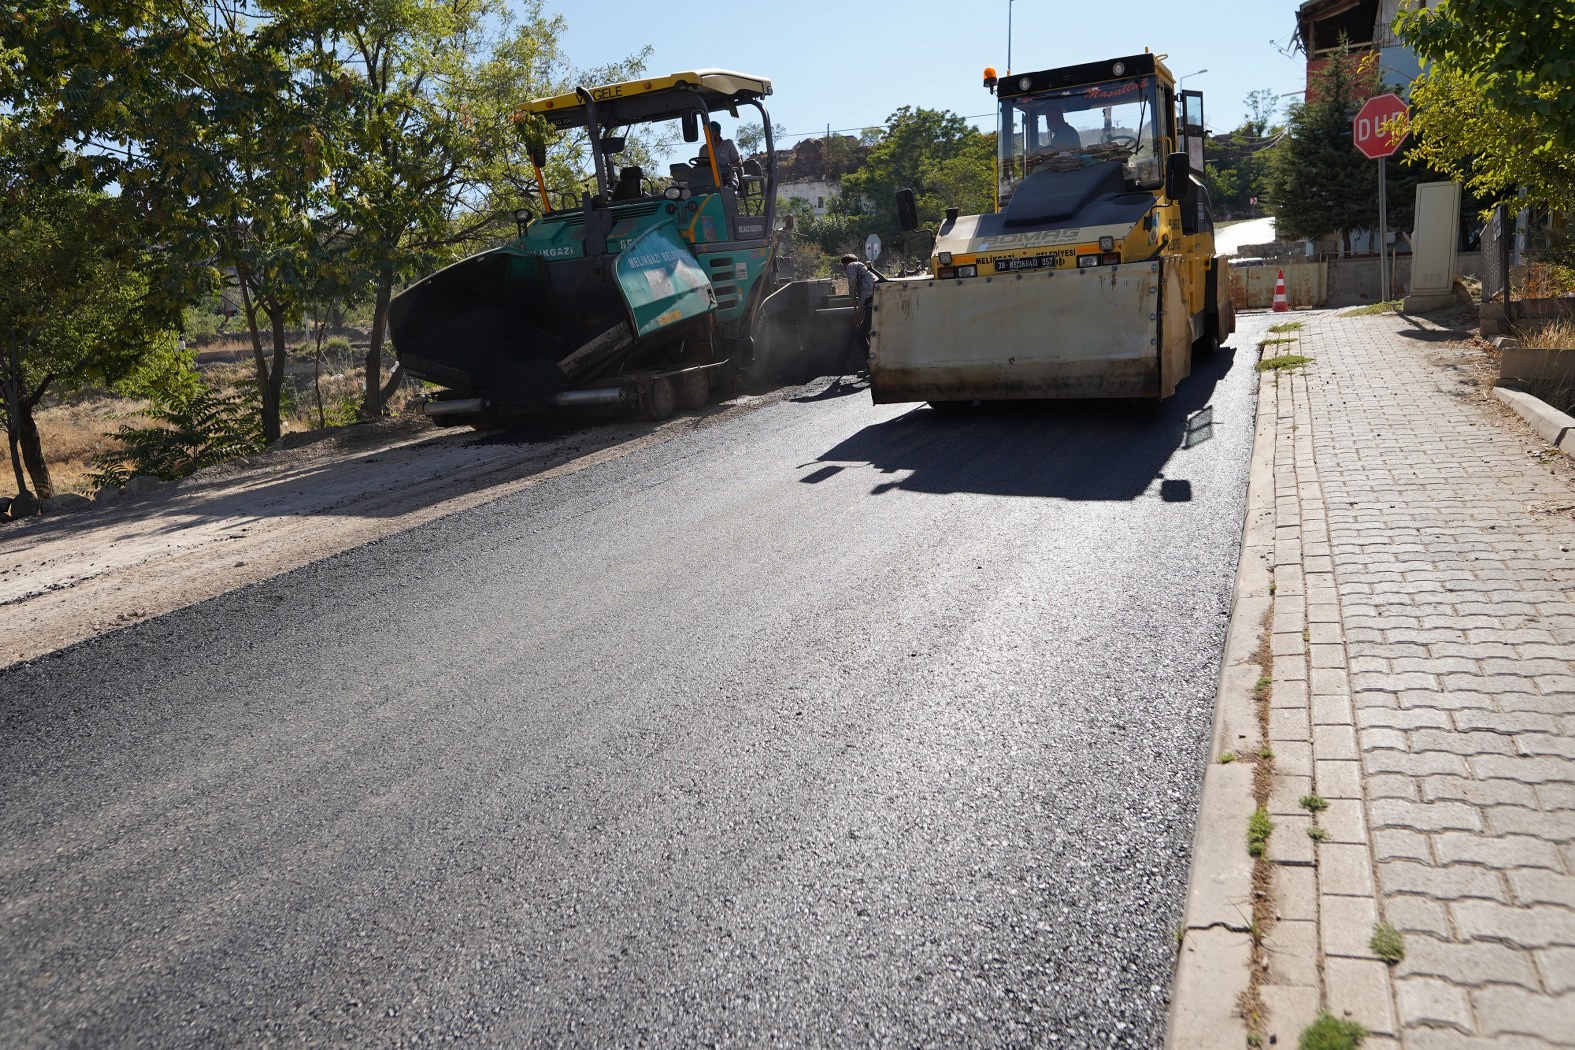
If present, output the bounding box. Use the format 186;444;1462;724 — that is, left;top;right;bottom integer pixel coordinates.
780;112;997;141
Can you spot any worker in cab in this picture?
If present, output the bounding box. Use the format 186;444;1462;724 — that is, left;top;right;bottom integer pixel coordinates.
1045;102;1082;150
697;120;742;188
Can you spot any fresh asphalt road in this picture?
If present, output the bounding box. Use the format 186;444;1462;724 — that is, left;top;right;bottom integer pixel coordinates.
1;317;1269;1048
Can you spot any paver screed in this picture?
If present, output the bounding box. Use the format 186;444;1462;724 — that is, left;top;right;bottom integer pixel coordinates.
1260;309;1575;1048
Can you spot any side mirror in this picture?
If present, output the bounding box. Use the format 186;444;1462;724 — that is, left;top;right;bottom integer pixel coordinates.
682;112;699;143
601;135;626;154
1166;152;1191;202
895;188;919;232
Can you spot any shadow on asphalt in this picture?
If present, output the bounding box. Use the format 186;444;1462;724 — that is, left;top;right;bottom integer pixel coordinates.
789;376;871;403
813;344;1240;501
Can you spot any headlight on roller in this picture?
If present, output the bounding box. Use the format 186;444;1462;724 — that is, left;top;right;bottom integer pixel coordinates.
1077;253;1123;268
956;264;978;277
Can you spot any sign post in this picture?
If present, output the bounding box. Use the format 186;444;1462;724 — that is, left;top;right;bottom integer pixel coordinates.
1353;93;1410;302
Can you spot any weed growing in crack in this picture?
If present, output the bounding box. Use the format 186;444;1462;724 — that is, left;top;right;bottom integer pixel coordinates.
1370;922;1405;964
1299;1010;1366;1049
1255;354;1313;373
1247;807;1274;857
1299;794;1330;813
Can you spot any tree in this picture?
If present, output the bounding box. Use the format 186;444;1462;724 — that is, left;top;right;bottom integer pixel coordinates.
1203;91;1285;220
1244;89;1282;139
325;0;649;419
1394;0;1575;210
0;183;178;499
838;108;995;251
1264;50;1385;252
735;120;787;156
1;0;346;445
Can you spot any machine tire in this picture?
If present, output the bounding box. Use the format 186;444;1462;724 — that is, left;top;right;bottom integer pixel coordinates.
674;369;710;409
639;377;677;421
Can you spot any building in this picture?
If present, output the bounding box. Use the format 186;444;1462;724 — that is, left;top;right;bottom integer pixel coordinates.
1294;0;1422;94
769;135;869;217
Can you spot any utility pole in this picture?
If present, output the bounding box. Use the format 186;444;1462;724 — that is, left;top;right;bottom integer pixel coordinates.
1007;0;1017;74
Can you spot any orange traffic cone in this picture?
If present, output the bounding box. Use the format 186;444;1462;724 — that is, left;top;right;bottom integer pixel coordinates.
1272;269;1290;312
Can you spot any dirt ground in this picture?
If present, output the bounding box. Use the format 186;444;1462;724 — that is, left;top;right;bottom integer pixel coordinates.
0;392;789;669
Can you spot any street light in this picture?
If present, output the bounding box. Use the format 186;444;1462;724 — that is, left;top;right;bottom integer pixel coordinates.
1179;68;1208;86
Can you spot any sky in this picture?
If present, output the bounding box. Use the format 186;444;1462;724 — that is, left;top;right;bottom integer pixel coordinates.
541;0;1310;146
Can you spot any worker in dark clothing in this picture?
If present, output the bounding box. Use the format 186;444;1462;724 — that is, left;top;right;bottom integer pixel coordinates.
1046;102;1082;150
841;253;876;376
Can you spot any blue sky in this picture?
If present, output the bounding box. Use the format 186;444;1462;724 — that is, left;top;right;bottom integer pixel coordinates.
543;1;1309;145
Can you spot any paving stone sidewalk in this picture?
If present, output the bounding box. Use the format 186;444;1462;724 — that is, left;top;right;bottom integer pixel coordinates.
1251;308;1575;1048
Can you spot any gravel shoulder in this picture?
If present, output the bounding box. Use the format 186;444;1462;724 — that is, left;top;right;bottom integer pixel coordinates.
0;396;783;669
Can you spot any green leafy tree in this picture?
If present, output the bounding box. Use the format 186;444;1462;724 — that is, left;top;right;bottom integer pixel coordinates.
1;1;347;445
1394;0;1575;210
1264;51;1385;252
324;0;650;418
735;120;787;156
838;108;995;250
1203;90;1284;220
0;181;180;500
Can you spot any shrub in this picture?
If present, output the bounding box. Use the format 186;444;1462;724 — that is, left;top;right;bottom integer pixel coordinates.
89;385;265;489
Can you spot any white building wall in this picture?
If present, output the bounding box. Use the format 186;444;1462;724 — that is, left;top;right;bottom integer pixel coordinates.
778;178;840;216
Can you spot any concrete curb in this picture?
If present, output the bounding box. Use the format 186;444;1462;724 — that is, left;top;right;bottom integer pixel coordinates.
1167;370;1278;1048
1494;384;1575;455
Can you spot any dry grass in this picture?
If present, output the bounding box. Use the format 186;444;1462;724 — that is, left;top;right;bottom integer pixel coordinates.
1516;318;1575;350
12;340;418;499
34;397;152;495
1510;320;1575;416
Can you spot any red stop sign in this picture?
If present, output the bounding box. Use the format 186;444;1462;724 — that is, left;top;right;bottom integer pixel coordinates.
1353;93;1410;159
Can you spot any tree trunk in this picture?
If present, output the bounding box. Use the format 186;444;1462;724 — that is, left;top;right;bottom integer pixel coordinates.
2;342;31;497
238;273;281;444
361;272;394;420
267;302;289;442
16;398;54;500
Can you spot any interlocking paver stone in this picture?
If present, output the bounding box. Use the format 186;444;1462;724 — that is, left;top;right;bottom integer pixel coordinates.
1368;798;1483;833
1508;872;1575;912
1435;832;1565;871
1399;934;1541;989
1488;806;1575;840
1473;986;1575;1044
1421;776;1539;808
1321;893;1379;958
1325;957;1397;1036
1395;976;1473;1033
1383;895;1451;939
1451;901;1575;949
1318;843;1376;898
1539;946;1575;995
